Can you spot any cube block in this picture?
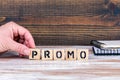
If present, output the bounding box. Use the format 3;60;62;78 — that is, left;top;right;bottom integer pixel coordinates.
41;49;53;60
29;47;89;61
65;49;77;60
29;49;41;60
77;49;89;61
54;49;65;60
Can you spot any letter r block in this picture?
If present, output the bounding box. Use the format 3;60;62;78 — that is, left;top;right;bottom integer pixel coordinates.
41;49;53;60
29;49;41;60
65;49;76;60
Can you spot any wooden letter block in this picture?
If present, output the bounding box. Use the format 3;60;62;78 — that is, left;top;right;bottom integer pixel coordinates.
41;49;53;60
77;49;89;61
29;49;40;60
54;49;65;60
65;49;76;60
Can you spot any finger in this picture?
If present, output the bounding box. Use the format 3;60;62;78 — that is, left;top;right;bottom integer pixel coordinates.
10;22;35;48
19;30;35;48
17;25;35;48
24;31;35;48
8;39;30;56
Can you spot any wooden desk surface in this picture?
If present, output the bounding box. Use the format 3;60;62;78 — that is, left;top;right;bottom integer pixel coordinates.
0;46;120;80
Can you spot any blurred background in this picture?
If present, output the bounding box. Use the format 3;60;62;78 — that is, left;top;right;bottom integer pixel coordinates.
0;0;120;45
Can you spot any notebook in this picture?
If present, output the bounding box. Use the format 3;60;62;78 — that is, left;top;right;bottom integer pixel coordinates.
92;47;120;55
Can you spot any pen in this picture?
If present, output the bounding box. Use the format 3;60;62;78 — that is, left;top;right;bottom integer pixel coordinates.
90;40;105;49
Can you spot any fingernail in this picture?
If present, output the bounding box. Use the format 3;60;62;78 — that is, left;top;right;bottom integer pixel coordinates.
24;49;30;55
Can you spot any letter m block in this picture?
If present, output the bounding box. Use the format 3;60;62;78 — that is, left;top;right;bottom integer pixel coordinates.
65;49;76;60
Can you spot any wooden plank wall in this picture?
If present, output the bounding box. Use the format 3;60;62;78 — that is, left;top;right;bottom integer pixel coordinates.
0;0;120;45
0;0;105;17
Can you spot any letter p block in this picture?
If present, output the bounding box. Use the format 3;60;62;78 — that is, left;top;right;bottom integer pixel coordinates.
29;49;41;60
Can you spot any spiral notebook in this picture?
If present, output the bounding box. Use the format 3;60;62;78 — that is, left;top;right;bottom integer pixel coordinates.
92;47;120;55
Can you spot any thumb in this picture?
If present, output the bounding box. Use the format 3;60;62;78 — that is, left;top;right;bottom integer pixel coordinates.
8;39;30;56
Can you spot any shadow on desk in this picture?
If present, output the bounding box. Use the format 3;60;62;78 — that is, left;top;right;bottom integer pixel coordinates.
0;51;27;59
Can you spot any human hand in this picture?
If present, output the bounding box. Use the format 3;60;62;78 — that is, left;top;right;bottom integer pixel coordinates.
0;21;35;56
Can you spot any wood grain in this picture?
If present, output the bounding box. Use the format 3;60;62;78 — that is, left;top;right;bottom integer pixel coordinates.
0;0;120;17
0;0;120;45
11;16;120;26
0;46;120;80
23;25;120;45
0;0;105;17
0;16;120;45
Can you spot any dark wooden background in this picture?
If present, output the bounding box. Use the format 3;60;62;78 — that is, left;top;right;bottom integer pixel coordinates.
0;0;120;45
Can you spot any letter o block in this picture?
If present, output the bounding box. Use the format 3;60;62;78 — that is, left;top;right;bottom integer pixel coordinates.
77;49;89;61
54;49;65;60
29;49;41;60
